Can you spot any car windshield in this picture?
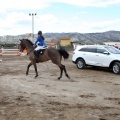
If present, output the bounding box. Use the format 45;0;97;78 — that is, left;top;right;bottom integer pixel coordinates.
105;46;120;54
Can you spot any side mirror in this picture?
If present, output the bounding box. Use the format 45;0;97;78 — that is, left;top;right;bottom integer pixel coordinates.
103;51;110;55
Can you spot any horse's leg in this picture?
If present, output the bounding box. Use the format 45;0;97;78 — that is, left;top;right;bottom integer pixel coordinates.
57;64;70;80
26;62;32;76
62;64;70;79
33;62;38;78
58;65;63;80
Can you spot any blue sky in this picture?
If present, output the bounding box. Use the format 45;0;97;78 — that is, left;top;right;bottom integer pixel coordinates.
0;0;120;35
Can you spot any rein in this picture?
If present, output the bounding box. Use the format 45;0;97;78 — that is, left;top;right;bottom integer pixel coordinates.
27;47;34;55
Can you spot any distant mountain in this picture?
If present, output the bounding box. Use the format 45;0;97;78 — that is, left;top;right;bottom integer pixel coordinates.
0;30;120;44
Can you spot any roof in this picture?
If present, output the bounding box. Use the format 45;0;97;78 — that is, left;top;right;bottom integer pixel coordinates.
60;37;72;40
76;45;109;49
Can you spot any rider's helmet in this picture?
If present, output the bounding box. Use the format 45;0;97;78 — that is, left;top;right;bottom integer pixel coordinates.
38;31;42;35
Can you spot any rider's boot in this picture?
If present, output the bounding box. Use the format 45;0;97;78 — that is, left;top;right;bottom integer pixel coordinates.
34;50;39;58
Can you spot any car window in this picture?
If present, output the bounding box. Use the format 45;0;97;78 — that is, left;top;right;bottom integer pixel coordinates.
97;48;107;54
105;46;120;54
79;47;87;52
87;48;97;53
79;47;97;53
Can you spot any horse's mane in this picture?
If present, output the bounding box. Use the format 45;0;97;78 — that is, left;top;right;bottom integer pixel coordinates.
25;39;34;45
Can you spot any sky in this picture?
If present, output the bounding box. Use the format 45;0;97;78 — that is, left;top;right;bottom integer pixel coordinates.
0;0;120;36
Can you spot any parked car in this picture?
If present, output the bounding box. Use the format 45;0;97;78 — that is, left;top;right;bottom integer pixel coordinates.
72;45;120;74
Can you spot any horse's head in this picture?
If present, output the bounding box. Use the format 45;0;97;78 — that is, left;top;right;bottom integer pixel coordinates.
19;39;34;52
19;39;26;52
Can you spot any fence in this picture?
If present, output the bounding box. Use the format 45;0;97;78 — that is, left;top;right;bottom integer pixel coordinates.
0;48;20;56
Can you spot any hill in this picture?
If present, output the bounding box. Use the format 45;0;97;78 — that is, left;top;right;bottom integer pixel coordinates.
0;30;120;44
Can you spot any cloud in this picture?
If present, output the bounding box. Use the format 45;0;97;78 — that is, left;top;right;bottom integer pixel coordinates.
51;0;120;7
0;0;120;13
1;10;120;35
34;14;72;33
0;0;50;12
0;0;120;35
78;19;120;33
0;12;32;35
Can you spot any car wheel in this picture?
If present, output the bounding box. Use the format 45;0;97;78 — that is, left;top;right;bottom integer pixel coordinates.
76;59;86;69
112;62;120;74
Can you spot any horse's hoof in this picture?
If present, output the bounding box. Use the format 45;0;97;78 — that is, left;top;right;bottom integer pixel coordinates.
66;74;70;79
58;77;61;80
68;76;70;79
35;75;38;78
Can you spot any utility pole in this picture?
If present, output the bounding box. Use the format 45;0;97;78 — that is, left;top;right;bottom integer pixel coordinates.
29;13;37;42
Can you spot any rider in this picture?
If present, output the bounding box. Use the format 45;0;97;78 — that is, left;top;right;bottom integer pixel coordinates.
34;31;47;58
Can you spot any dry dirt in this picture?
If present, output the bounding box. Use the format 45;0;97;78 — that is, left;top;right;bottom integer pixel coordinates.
0;54;120;120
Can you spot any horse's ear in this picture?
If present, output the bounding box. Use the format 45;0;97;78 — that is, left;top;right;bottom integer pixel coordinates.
19;39;21;41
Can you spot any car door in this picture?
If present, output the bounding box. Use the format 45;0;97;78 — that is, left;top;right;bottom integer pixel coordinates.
81;47;98;65
96;48;111;67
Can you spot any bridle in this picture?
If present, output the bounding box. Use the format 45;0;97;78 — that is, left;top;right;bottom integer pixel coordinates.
20;39;35;55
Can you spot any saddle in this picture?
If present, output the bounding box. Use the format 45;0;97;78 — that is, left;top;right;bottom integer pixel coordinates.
37;49;46;55
34;48;46;58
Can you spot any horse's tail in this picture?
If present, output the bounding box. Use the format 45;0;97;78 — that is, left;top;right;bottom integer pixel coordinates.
58;46;69;60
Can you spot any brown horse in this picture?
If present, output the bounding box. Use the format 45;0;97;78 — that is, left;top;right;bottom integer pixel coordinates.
19;39;70;80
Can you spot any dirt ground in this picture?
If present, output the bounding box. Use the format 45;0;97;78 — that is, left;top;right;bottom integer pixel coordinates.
0;54;120;120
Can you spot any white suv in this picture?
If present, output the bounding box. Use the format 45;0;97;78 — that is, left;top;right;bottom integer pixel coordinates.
72;45;120;74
